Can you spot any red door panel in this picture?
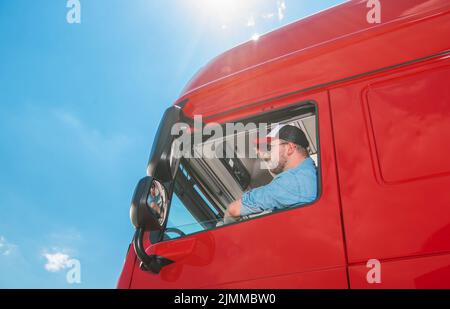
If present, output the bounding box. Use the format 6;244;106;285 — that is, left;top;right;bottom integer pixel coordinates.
349;253;450;289
130;91;347;289
330;56;450;288
210;267;348;289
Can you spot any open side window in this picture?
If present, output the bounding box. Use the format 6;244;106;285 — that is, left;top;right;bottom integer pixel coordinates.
160;102;320;242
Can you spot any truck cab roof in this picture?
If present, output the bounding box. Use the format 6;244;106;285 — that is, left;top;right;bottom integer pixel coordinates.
176;0;450;122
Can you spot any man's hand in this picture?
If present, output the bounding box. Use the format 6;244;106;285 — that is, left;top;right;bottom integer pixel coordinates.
224;199;242;223
149;202;162;218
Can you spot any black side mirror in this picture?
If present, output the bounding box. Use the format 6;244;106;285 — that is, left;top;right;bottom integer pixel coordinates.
130;176;168;231
130;176;174;273
147;106;184;183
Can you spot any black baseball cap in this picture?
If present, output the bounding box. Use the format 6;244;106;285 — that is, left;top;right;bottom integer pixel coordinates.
254;124;310;149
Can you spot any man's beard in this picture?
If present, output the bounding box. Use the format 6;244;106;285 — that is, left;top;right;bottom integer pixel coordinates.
265;153;287;175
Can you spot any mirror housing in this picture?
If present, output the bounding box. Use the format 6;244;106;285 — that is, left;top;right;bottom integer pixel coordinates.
130;177;168;231
130;177;174;273
147;106;185;182
131;102;188;273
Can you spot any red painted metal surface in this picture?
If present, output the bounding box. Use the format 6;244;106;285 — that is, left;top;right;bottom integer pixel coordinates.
177;0;450;123
116;244;137;289
349;254;450;289
180;0;450;98
330;55;450;288
118;0;450;288
130;92;348;289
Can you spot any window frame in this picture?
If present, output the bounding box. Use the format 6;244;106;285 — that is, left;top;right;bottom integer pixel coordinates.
155;100;323;243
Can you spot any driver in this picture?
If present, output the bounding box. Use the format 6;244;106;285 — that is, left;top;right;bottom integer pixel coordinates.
223;125;317;224
148;183;163;218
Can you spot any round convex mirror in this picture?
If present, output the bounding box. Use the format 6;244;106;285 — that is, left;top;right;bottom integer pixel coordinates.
147;180;168;227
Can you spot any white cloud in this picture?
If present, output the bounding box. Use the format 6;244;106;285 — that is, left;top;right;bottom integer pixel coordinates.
188;0;288;32
0;236;17;256
52;109;133;166
48;229;82;243
43;252;72;273
277;0;287;20
42;231;81;274
246;16;256;27
261;12;275;20
10;105;134;175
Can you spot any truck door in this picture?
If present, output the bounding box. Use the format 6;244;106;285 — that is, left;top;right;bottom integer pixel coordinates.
130;92;348;289
330;55;450;288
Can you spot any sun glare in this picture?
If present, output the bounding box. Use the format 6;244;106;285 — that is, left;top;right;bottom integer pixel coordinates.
191;0;251;25
185;0;287;41
251;33;261;41
198;0;245;16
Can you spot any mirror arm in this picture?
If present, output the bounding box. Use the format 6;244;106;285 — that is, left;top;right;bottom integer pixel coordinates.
133;228;174;274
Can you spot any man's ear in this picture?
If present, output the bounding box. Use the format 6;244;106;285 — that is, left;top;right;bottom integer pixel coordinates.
287;142;296;155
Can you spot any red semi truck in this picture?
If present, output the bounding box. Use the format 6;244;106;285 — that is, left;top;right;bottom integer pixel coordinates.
118;0;450;289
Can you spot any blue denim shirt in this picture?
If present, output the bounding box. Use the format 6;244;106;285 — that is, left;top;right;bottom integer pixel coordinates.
240;157;318;216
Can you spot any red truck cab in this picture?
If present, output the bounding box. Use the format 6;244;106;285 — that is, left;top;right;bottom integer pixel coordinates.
118;0;450;289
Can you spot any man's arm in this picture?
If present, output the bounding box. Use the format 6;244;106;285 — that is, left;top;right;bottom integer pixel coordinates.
224;199;242;221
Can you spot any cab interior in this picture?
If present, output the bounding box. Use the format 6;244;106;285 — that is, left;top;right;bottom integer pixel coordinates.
165;104;319;239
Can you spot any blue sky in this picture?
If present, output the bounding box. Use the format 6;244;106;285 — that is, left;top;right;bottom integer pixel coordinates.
0;0;346;288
